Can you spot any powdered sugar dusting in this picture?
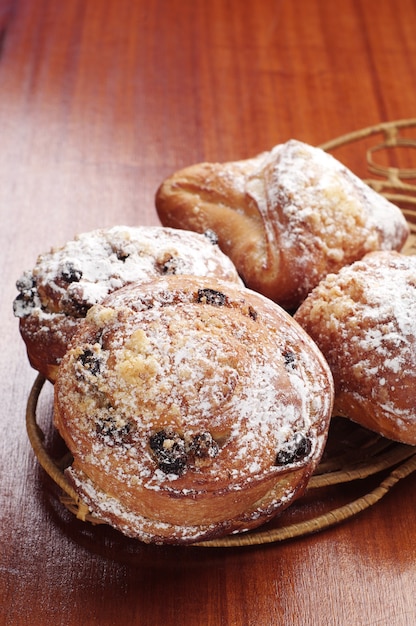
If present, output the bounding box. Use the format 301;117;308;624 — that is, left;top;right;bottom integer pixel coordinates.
55;276;333;543
210;140;408;308
267;140;406;247
14;225;242;320
295;251;416;441
14;226;243;380
264;141;407;269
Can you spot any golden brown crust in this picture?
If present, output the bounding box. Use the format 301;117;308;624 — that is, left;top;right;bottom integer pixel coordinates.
294;251;416;444
13;225;242;383
155;140;409;310
54;275;334;544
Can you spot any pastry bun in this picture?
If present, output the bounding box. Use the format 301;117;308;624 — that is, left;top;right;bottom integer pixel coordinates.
155;139;409;310
54;275;334;544
295;251;416;444
13;225;242;383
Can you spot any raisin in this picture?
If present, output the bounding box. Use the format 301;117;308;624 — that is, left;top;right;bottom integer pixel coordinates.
60;262;82;283
72;300;90;316
204;229;219;245
109;242;131;262
161;256;180;275
14;274;41;316
283;350;296;369
13;291;35;314
16;273;36;292
187;432;219;460
292;433;312;459
77;348;101;375
62;290;90;317
197;288;227;306
275;433;312;465
248;306;258;321
96;416;133;446
149;430;221;474
149;429;188;475
116;250;130;262
149;430;166;451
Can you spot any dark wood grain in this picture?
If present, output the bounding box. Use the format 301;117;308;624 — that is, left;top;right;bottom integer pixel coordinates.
1;1;416;624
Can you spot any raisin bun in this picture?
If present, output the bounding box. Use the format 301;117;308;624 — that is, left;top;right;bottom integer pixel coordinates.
295;251;416;444
155;139;409;310
13;225;242;383
54;275;334;544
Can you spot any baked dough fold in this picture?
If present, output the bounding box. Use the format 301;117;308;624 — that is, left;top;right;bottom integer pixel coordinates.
156;140;409;309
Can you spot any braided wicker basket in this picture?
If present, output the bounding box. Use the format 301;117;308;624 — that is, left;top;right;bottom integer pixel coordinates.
26;119;416;547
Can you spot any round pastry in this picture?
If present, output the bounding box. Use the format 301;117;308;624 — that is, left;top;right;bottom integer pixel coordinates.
155;139;409;310
54;275;334;544
294;251;416;444
13;225;242;383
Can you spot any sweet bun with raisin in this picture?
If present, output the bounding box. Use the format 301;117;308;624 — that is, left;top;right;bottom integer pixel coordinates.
13;225;242;383
294;251;416;444
155;139;409;310
54;275;334;544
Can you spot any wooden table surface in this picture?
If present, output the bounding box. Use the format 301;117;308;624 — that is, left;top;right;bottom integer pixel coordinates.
1;1;416;624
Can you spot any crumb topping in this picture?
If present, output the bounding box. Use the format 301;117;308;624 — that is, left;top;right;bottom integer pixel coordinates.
54;276;333;540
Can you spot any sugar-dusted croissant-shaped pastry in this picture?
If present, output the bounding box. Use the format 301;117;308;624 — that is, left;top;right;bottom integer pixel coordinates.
155;140;409;310
54;275;334;544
